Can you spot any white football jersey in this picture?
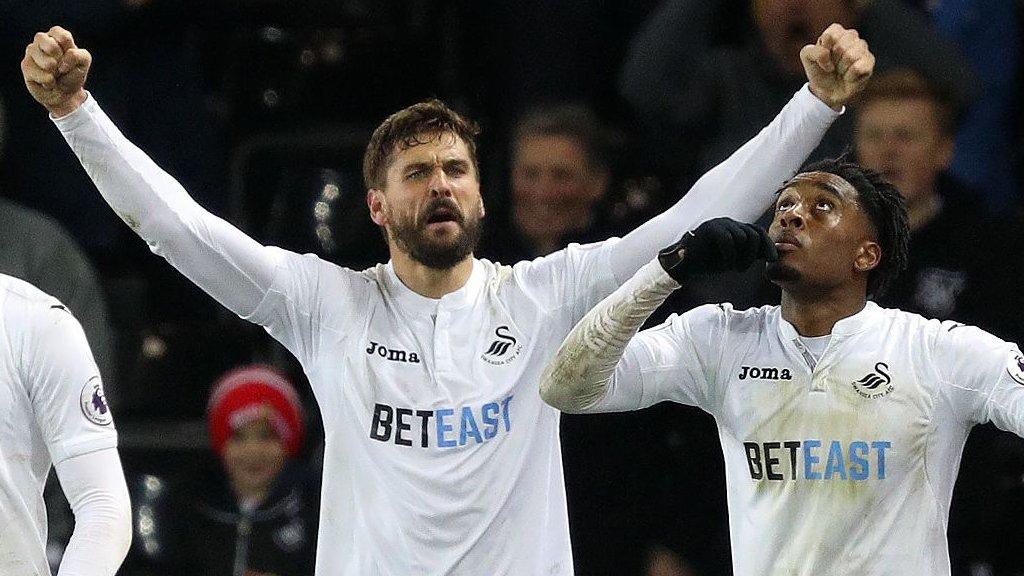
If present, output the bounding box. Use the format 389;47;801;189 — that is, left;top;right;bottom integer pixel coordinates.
53;83;838;575
0;274;117;575
593;301;1024;576
245;245;619;574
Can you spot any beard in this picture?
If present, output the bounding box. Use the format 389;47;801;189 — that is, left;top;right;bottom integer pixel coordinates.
765;260;801;285
388;199;483;270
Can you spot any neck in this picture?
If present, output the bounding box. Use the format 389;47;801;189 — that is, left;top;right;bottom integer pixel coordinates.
780;285;867;337
231;481;268;508
391;249;475;298
907;191;942;232
514;207;594;257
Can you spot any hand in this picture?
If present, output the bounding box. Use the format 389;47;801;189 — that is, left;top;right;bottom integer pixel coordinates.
658;218;777;282
801;23;875;111
21;26;91;117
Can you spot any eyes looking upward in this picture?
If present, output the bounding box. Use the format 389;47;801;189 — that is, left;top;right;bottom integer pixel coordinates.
776;194;836;215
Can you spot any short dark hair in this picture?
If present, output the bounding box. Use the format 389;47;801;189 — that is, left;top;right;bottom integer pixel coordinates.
363;99;481;190
513;103;615;173
800;157;909;298
855;68;961;136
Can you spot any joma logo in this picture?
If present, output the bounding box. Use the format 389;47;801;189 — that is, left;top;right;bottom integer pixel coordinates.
738;366;792;380
366;341;421;364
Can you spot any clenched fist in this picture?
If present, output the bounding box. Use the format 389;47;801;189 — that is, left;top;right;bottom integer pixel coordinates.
801;24;875;111
21;26;91;117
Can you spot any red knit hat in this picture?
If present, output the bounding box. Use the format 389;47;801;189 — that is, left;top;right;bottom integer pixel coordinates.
207;365;306;457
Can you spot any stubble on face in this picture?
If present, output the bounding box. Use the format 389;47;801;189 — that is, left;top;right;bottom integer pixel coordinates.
764;260;801;285
388;197;483;270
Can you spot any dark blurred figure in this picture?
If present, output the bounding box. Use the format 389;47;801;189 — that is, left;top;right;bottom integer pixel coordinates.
857;69;1020;342
0;0;224;260
619;0;976;187
168;365;319;576
0;93;118;407
0;0;239;419
923;0;1022;212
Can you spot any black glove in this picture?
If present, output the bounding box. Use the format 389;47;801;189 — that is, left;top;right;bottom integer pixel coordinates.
658;217;778;282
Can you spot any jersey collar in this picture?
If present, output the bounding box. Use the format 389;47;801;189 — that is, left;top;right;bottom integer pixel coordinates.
383;258;487;314
776;300;882;340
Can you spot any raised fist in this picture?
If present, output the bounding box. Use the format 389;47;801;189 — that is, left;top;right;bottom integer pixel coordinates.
658;218;778;282
801;24;875;111
21;26;91;117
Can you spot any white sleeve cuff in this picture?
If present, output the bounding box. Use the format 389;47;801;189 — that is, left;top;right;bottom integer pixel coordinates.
795;82;845;117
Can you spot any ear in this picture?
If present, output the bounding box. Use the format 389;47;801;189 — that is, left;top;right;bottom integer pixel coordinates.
478;196;486;219
367;188;387;227
854;241;882;274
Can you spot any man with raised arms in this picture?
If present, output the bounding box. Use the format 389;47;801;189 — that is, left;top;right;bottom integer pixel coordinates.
540;159;1024;575
23;24;871;575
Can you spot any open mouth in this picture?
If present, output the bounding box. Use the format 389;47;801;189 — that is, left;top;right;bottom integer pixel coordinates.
424;203;462;226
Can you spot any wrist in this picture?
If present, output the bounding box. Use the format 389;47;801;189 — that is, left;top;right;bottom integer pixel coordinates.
808;84;843;112
47;90;87;118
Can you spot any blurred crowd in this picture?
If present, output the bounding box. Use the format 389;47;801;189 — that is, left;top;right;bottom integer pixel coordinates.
1;0;1023;574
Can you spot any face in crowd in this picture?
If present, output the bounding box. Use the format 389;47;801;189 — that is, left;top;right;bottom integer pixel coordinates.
855;95;954;211
223;414;288;499
511;134;609;255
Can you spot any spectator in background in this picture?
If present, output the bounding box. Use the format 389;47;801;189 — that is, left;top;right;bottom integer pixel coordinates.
0;92;118;407
485;103;652;264
619;0;976;187
510;104;613;256
855;69;1021;342
171;365;319;576
486;103;680;575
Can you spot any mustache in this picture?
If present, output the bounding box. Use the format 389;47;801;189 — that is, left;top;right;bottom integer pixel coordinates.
419;198;465;224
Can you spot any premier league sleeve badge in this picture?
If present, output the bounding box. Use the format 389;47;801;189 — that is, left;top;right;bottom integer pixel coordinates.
80;376;113;426
1006;347;1024;386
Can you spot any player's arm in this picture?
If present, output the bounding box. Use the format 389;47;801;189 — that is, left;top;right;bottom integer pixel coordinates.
22;26;279;319
21;305;131;575
54;449;133;576
606;24;874;283
938;324;1024;438
541;218;774;412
